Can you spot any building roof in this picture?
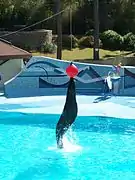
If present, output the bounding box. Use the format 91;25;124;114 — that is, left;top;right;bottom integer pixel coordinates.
0;39;32;60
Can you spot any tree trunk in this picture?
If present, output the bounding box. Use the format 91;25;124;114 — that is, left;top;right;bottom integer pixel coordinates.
93;0;99;60
56;0;62;59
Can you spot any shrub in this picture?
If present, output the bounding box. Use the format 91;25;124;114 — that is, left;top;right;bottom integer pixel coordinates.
79;36;102;48
62;35;79;48
40;42;57;53
123;32;135;51
79;36;94;47
85;29;94;36
22;44;32;51
100;30;123;50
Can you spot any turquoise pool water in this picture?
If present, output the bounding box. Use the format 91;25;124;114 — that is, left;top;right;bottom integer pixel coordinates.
0;113;135;180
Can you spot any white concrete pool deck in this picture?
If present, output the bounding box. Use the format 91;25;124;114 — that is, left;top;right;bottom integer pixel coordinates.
0;95;135;119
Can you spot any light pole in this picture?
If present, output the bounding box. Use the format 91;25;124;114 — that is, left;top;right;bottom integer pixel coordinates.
93;0;99;60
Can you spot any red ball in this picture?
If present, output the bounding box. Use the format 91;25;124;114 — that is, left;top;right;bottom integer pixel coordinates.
66;63;78;78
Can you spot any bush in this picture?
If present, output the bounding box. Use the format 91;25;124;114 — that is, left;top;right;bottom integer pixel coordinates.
79;36;94;47
40;42;57;53
62;35;79;48
22;44;32;51
100;30;123;50
123;32;135;51
79;36;102;48
85;29;94;36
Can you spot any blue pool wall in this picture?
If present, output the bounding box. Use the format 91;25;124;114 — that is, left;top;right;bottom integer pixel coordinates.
4;56;135;98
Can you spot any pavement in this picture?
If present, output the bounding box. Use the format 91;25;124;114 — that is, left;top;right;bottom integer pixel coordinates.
0;95;134;119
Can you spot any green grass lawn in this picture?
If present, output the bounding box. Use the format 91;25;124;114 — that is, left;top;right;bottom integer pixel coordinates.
32;48;131;62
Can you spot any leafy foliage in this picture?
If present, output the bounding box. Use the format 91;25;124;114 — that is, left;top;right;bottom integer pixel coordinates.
1;0;135;45
79;35;102;48
62;35;79;48
0;0;134;33
100;30;123;50
79;36;94;48
41;42;57;53
85;29;94;36
123;32;135;51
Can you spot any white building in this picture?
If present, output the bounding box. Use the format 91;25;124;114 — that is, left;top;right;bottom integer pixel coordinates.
0;39;31;90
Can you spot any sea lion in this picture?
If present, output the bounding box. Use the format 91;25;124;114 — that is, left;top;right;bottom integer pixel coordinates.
56;77;78;148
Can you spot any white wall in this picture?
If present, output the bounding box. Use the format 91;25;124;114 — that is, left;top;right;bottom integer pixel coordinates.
0;59;24;89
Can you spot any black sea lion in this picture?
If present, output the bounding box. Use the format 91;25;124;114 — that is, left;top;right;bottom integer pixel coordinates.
56;77;78;148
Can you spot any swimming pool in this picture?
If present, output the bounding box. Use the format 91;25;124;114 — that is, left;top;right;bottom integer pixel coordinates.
0;96;135;180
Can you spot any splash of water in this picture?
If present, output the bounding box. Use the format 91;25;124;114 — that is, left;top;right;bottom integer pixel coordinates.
48;128;82;153
62;128;82;152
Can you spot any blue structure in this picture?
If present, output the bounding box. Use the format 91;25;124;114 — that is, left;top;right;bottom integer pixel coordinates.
4;56;135;98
